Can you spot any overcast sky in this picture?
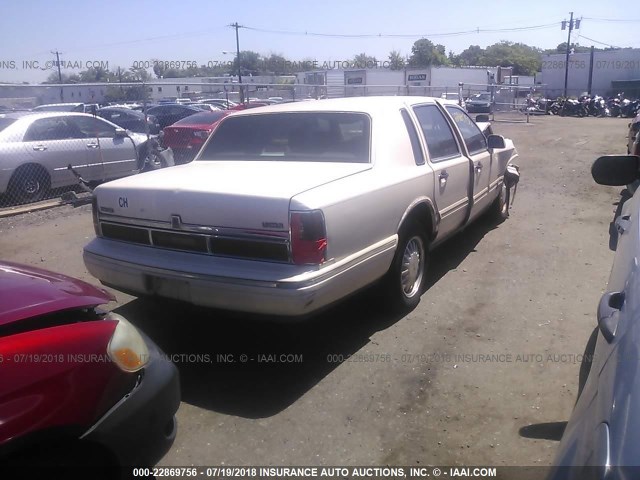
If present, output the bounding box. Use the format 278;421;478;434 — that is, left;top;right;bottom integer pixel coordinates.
0;0;636;83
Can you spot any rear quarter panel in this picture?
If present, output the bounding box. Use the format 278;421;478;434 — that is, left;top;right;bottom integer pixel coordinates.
291;107;435;263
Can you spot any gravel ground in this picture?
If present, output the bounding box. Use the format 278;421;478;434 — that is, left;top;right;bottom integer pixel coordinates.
0;115;629;475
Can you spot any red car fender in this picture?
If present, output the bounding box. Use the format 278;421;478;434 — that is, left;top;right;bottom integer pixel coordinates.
0;320;135;446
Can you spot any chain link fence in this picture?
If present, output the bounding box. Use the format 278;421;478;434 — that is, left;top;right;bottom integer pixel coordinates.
1;79;602;212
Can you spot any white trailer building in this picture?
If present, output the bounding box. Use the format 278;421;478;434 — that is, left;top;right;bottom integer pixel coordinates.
540;48;640;97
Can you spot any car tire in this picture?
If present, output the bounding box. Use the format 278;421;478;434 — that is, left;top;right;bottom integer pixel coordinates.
8;165;50;204
383;221;428;312
489;180;509;222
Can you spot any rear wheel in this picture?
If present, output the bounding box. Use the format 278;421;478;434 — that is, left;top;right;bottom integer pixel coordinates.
8;165;50;203
383;221;428;311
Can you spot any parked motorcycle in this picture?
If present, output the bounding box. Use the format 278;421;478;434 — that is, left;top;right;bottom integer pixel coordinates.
607;94;623;117
520;97;547;115
583;95;608;117
558;97;587;117
621;98;640;118
536;97;558;114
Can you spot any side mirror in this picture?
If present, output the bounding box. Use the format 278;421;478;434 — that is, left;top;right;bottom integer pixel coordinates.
592;155;639;186
114;128;128;138
487;134;505;150
476;114;490;123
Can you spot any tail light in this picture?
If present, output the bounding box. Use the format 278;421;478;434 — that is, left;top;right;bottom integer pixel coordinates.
290;210;327;265
193;129;211;139
92;196;102;237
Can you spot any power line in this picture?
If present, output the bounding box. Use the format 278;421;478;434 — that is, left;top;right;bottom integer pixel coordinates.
582;17;640;23
578;34;621;49
241;22;559;39
41;27;229;55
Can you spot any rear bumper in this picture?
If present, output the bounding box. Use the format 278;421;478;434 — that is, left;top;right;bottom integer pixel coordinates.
83;236;396;317
81;334;180;466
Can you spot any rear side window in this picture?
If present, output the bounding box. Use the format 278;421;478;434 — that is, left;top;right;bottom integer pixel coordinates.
412;105;460;162
24;117;85;141
400;109;425;165
200;112;371;163
445;106;488;155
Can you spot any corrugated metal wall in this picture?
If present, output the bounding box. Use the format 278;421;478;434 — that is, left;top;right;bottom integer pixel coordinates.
326;70;345;98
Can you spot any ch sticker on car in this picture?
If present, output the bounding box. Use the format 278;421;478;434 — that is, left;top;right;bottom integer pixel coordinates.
118;197;128;208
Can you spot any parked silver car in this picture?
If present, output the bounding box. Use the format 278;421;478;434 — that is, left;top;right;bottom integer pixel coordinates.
547;154;640;479
0;112;149;202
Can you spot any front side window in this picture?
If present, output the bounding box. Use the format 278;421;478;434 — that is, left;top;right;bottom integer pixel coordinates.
200;112;371;163
445;106;487;155
70;116;116;138
412;105;460;162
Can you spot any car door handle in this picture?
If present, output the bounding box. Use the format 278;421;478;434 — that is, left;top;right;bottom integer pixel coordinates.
597;291;624;343
615;215;631;234
86;142;100;149
32;145;47;151
475;162;483;173
439;171;449;186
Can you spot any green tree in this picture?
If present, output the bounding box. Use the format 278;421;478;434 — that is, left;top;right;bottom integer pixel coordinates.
263;53;290;74
457;45;484;66
352;53;378;68
44;71;80;84
479;41;542;75
546;42;593;54
128;67;150;82
408;39;449;67
388;50;406;70
235;50;262;76
78;66;110;82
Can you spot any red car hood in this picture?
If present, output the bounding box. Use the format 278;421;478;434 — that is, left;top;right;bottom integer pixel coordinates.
0;261;114;326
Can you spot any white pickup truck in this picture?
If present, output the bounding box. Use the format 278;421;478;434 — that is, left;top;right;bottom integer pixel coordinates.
83;96;519;317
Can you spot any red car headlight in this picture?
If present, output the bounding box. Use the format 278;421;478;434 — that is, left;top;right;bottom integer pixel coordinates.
106;312;149;372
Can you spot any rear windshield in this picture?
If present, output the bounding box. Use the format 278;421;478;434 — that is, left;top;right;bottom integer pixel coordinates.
175;111;226;125
0;118;17;132
199;112;371;163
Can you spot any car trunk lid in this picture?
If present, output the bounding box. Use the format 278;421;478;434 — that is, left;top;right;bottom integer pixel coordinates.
95;161;371;230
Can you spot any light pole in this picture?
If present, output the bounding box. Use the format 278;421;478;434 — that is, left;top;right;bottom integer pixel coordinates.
561;13;581;97
223;50;244;103
227;22;245;103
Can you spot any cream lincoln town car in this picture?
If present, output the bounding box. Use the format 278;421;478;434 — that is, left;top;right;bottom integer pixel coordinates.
83;96;519;317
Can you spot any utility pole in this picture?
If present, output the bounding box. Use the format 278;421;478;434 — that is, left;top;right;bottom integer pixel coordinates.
52;50;63;102
230;22;244;103
561;12;580;97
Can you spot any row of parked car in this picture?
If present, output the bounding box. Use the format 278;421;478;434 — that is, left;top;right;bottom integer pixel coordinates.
0;97;308;204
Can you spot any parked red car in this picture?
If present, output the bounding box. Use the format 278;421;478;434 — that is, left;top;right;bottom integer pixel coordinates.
162;110;230;164
228;101;270;111
0;261;180;468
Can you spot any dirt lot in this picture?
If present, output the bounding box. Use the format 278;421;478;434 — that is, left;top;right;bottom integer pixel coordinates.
0;115;630;473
